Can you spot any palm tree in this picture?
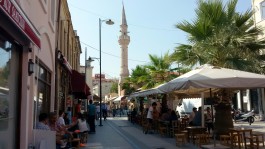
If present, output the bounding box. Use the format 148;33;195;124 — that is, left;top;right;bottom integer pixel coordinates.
145;52;175;83
173;0;265;73
172;0;265;137
124;52;177;92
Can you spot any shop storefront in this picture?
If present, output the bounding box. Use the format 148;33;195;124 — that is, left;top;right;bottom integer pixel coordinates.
0;0;41;148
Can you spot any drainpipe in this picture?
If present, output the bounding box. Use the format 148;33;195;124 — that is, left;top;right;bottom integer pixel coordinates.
55;0;62;113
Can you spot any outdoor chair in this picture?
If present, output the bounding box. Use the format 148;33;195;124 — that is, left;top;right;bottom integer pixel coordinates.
251;133;265;148
169;120;180;137
158;122;167;136
175;133;187;146
220;134;230;145
230;132;243;148
194;133;210;147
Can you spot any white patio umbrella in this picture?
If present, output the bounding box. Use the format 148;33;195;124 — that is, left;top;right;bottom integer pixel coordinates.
158;64;265;93
129;83;166;98
157;64;265;129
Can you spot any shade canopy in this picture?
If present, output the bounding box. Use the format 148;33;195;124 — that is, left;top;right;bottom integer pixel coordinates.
158;64;265;94
128;83;168;98
71;70;91;99
113;96;126;103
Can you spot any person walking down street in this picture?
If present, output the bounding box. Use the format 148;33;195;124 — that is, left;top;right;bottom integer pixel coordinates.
102;103;107;120
144;102;157;134
96;103;100;120
87;99;96;133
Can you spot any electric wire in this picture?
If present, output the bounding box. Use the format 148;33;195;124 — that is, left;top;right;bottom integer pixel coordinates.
68;3;177;32
80;41;148;63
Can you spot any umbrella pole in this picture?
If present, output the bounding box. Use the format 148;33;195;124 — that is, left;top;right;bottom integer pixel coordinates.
210;88;216;147
201;92;204;127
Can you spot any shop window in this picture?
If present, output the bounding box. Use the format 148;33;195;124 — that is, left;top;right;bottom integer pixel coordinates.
34;62;51;119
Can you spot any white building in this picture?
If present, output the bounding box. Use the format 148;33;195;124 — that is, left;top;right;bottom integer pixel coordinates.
249;0;265;119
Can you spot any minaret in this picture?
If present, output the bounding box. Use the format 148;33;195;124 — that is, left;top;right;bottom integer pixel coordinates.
118;4;130;96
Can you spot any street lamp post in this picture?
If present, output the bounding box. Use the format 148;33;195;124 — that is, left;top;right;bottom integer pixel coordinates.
99;18;114;126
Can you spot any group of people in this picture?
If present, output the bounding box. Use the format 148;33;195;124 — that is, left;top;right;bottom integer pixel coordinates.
142;102;214;134
144;102;181;134
189;106;214;133
35;99;98;149
36;111;88;148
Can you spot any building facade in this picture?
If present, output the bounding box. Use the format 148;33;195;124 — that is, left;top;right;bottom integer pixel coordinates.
0;0;56;148
0;0;84;148
92;74;116;101
56;0;84;114
251;0;265;119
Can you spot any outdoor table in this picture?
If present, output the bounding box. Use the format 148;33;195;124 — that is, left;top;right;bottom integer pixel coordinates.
229;127;253;149
186;126;207;143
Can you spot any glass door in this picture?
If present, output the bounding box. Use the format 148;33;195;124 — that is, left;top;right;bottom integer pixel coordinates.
0;36;20;149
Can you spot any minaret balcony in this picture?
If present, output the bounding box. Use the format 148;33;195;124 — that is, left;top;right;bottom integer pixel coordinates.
119;36;130;40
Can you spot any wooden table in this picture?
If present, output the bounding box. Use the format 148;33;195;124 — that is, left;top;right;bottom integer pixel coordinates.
186;126;207;143
229;127;252;149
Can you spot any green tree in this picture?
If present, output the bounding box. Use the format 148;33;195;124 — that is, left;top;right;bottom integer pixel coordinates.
124;52;178;92
123;65;153;91
172;0;265;137
145;52;175;83
173;0;265;73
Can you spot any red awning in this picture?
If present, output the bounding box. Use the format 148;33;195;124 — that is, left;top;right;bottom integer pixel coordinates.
71;70;91;99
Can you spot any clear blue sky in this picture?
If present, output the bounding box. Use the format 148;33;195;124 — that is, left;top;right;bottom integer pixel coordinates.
68;0;252;79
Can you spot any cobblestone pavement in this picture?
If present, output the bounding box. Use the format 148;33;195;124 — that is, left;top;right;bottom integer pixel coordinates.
81;116;265;149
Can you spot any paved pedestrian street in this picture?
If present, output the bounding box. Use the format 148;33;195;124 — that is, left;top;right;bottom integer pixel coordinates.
82;116;196;149
80;116;265;149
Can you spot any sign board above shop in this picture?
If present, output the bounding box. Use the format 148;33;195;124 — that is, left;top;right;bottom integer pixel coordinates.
0;0;41;49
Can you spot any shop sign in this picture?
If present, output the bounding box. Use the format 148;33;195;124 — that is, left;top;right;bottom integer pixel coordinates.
0;0;41;48
63;57;72;73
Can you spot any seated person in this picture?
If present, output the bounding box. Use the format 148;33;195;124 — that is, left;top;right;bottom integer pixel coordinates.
76;112;89;133
36;113;50;130
192;107;202;126
169;110;178;122
160;109;171;121
49;112;72;149
189;107;197;126
57;110;78;132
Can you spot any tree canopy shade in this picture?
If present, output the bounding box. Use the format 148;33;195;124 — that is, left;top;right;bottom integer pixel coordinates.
172;0;265;73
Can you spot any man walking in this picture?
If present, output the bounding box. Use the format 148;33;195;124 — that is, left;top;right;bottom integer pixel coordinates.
87;100;96;133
